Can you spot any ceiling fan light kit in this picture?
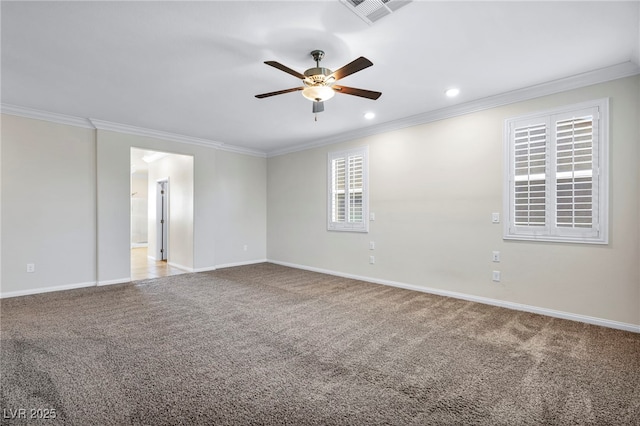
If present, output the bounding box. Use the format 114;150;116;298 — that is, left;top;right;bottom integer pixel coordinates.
302;86;335;102
256;50;381;119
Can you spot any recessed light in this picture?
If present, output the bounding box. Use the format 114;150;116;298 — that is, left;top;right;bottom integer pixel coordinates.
364;112;375;120
445;88;460;98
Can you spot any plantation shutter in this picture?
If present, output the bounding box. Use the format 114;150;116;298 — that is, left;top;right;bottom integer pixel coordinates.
512;121;548;229
332;158;346;223
348;155;363;223
328;147;369;232
552;108;599;237
505;100;606;244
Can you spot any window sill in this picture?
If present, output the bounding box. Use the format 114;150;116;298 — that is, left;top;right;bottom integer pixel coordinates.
503;234;607;245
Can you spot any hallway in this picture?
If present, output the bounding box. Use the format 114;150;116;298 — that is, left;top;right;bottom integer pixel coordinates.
131;247;186;281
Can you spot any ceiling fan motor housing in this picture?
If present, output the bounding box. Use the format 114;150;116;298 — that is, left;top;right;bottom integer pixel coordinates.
304;50;335;86
303;67;334;86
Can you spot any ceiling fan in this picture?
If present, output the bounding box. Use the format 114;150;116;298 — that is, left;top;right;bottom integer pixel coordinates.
255;50;381;117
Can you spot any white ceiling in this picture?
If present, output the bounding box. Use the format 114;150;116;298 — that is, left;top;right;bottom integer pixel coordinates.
2;1;639;155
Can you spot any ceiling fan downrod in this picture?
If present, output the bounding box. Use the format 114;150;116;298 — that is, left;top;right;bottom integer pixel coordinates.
310;50;325;67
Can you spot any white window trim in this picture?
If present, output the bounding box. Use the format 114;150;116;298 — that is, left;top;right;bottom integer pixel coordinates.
503;98;609;244
327;146;369;233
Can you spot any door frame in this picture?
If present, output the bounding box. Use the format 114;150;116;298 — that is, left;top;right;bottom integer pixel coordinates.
156;178;169;261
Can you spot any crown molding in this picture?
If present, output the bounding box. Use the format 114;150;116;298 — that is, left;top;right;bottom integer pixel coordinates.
217;142;268;158
3;62;638;160
90;118;221;148
1;104;95;129
88;119;267;158
0;104;267;158
266;61;640;157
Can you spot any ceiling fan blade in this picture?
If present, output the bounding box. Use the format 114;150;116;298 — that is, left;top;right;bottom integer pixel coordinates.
330;57;373;81
332;85;382;100
264;61;306;80
255;87;303;99
312;101;324;113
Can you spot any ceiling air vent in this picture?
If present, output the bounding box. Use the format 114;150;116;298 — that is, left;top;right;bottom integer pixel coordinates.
341;0;411;25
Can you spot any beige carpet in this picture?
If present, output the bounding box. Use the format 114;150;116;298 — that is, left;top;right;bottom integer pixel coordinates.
1;263;639;425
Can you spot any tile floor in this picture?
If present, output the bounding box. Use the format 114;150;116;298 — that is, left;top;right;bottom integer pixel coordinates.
131;247;186;281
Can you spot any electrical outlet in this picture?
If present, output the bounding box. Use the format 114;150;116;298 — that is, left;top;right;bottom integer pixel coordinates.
492;271;501;282
369;212;376;221
492;212;500;223
26;263;35;273
369;241;375;250
492;251;500;262
369;255;375;264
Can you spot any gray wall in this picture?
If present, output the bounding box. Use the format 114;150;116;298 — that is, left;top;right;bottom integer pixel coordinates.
1;117;97;292
1;75;638;329
1;116;267;294
267;75;640;327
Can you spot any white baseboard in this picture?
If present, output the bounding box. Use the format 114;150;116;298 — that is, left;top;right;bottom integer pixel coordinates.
0;281;96;299
192;259;268;272
4;260;635;333
167;262;194;273
97;278;131;286
193;265;217;273
214;259;268;270
158;259;268;273
268;260;640;334
131;243;148;248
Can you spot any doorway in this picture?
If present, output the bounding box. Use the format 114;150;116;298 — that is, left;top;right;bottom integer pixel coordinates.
130;148;194;281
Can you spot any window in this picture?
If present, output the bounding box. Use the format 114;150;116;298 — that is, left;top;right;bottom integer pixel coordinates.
504;99;608;244
328;146;369;232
